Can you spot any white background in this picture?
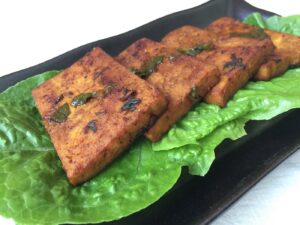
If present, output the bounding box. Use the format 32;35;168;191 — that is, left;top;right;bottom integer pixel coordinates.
0;1;299;225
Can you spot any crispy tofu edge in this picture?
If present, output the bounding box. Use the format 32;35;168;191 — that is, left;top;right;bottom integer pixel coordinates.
32;47;168;185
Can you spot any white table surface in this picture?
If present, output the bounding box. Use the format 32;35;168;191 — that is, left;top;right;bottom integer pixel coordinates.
0;1;299;225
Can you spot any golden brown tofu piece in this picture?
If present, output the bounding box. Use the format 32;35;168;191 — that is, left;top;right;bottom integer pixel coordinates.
32;47;167;185
161;25;215;50
161;24;273;106
207;17;275;54
214;36;287;81
197;46;272;106
254;49;290;80
206;17;255;38
207;17;292;81
116;38;219;141
265;29;300;66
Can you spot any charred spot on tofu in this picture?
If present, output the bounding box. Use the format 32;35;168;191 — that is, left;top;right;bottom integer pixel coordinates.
198;46;273;107
32;47;167;185
94;67;108;79
84;120;97;133
121;98;141;111
223;54;246;70
116;38;220;141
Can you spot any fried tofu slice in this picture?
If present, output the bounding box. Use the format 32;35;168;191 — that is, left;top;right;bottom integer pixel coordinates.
214;35;285;80
116;38;219;141
32;47;167;185
254;49;290;80
265;29;300;66
197;46;272;106
161;25;215;51
162;25;273;106
207;16;293;80
206;17;256;39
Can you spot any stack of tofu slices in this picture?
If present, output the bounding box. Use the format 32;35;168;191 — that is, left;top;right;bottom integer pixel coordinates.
32;17;300;185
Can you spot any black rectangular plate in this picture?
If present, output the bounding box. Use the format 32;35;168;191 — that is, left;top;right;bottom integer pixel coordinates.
1;1;299;225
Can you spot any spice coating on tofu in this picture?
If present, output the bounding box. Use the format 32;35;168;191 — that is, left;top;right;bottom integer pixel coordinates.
161;25;215;52
161;24;274;107
116;38;219;141
32;47;167;185
197;46;272;106
264;29;300;66
206;17;294;81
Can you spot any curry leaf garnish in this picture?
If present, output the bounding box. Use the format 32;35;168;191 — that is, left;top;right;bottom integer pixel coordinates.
49;103;70;123
178;43;212;56
128;67;142;76
224;54;246;70
129;55;165;78
71;92;97;107
121;98;141;111
230;27;268;40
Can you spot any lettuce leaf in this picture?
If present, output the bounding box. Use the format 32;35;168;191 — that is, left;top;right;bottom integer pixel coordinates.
0;71;59;152
0;71;182;225
244;12;300;35
0;70;245;225
153;69;300;151
153;13;300;151
1;13;300;225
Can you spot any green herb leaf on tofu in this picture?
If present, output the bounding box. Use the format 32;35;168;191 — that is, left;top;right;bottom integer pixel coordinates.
129;55;165;78
230;27;269;40
121;98;141;111
178;43;212;56
71;92;96;107
128;67;143;76
50;103;70;123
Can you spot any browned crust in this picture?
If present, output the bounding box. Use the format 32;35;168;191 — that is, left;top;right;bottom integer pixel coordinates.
161;24;274;107
254;49;291;80
265;29;300;66
207;17;299;81
116;38;220;141
197;46;273;107
161;25;214;49
145;56;219;141
32;47;167;185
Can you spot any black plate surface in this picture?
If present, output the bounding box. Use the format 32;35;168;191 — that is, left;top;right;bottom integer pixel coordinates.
1;1;299;225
